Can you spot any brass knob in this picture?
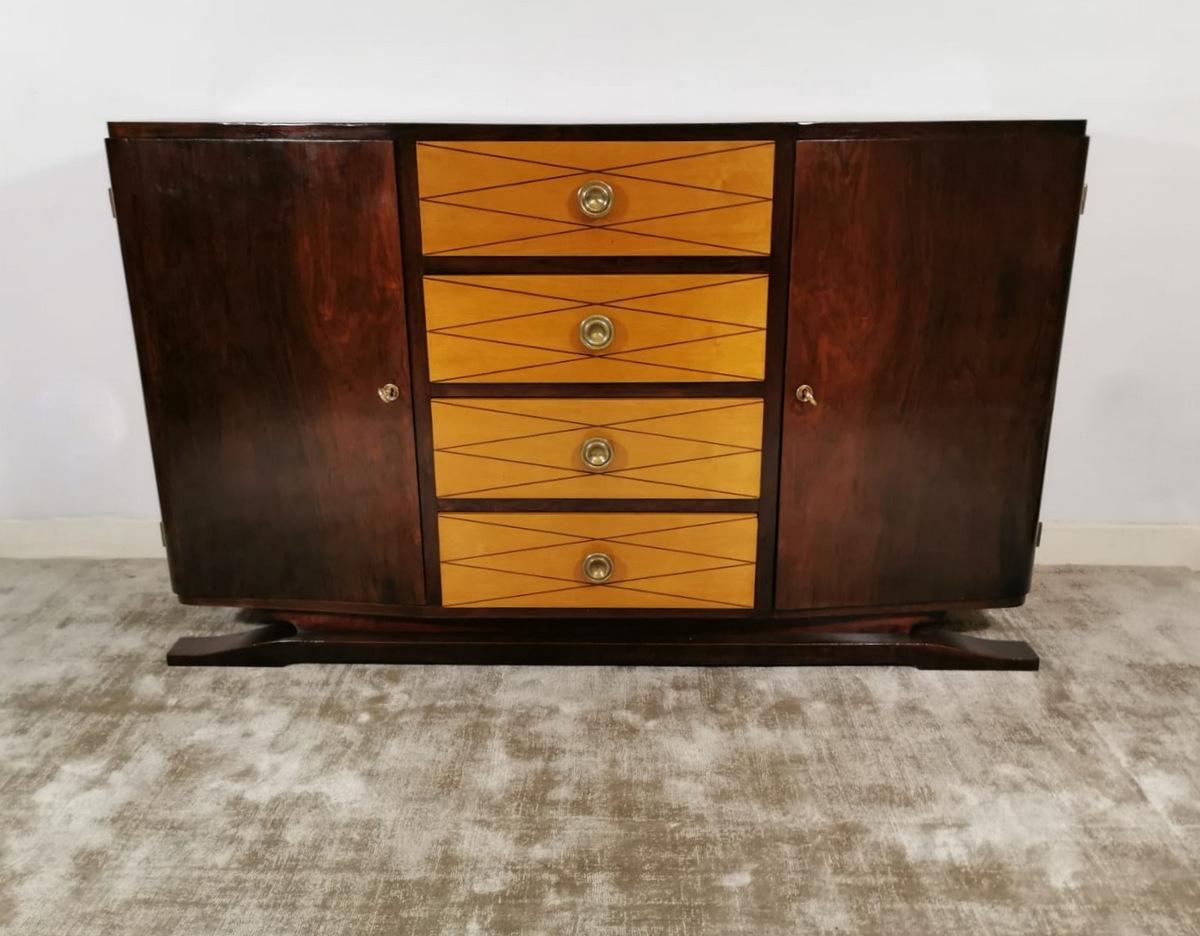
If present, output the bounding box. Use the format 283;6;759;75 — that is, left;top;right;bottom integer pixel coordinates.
580;437;614;471
378;383;401;403
578;314;614;351
582;552;614;583
576;180;614;219
795;384;817;406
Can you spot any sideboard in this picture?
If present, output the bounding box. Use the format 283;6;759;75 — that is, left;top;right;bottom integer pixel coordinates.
106;120;1088;668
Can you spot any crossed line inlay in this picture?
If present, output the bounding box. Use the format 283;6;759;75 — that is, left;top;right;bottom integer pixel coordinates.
418;141;773;254
425;275;767;382
432;399;762;497
433;398;762;448
428;332;764;383
425;274;768;328
438;361;757;384
418;141;774;198
439;513;756;607
443;513;757;562
423;202;772;256
445;582;752;609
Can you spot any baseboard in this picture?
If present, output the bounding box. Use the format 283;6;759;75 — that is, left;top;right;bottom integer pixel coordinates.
1;519;1197;570
0;518;165;558
1034;523;1200;571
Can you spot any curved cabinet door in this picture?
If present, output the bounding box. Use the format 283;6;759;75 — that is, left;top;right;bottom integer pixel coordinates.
777;133;1087;610
108;139;425;606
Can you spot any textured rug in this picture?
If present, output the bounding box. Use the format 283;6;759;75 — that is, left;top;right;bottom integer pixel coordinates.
0;560;1197;935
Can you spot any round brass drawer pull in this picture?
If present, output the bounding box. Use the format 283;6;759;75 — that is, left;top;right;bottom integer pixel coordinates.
579;313;614;351
576;180;614;219
580;437;614;471
582;552;614;584
795;384;817;406
378;383;401;403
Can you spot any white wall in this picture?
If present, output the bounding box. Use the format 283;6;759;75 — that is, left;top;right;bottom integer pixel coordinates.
1;0;1198;525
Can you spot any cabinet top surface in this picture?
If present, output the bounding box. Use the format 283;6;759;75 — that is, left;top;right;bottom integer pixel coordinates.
107;120;1087;141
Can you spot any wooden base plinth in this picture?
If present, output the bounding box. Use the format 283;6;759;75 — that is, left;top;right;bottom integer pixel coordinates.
167;613;1038;670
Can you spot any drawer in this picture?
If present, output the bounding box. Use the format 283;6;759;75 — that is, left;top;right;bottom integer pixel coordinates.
431;398;763;499
439;512;757;608
417;140;774;256
424;273;767;383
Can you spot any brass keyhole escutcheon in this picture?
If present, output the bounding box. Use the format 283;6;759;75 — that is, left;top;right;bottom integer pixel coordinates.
580;437;615;471
576;180;614;219
578;314;615;351
378;383;401;403
582;552;614;583
795;384;817;406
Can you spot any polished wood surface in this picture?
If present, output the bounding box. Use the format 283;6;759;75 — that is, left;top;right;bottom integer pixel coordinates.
167;617;1038;670
103;120;1088;668
753;134;797;608
423;273;768;382
431;398;763;498
107;139;426;605
416;140;774;255
438;513;757;608
425;273;768;327
181;585;1021;620
108;120;1081;142
776;135;1087;609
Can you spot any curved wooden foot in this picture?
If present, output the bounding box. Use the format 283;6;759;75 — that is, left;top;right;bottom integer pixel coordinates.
901;625;1039;670
166;617;1037;669
167;622;298;666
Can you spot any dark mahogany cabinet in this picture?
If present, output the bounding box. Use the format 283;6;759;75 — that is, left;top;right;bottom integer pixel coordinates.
108;139;425;605
778;135;1088;611
106;121;1088;669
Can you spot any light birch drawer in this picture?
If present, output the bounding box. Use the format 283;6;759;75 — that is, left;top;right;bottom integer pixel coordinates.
430;397;763;499
423;273;768;383
438;512;758;608
416;140;774;256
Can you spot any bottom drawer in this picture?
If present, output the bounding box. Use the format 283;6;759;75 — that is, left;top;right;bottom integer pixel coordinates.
439;512;757;608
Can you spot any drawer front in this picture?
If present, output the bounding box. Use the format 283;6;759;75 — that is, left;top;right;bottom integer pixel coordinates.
432;398;763;499
439;513;757;608
417;140;774;256
424;274;767;383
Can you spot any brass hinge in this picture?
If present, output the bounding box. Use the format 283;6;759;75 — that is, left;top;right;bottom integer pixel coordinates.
1035;521;1043;548
159;521;167;548
1079;183;1088;216
108;187;117;219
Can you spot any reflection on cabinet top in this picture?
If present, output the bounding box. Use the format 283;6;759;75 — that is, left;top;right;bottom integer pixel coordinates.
107;121;1087;141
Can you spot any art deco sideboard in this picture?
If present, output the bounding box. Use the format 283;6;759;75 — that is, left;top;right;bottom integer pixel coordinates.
106;120;1088;668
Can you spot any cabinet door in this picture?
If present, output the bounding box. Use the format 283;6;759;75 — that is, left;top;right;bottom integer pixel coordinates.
776;134;1086;610
108;139;425;605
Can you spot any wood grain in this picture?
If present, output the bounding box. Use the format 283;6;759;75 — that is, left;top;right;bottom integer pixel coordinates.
416;141;774;256
423;274;768;382
167;618;1039;670
395;137;445;604
102;120;1088;666
753;133;796;608
107;120;1082;143
438;513;757;608
430;398;763;499
776;135;1088;609
107;139;426;605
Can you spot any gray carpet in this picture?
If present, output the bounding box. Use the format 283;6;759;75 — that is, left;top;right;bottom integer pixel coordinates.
0;560;1197;935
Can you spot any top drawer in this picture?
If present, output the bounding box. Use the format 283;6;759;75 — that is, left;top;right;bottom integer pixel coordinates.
416;140;774;256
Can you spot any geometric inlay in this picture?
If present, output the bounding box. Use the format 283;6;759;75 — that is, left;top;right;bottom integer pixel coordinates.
424;274;768;382
438;512;757;607
417;140;774;256
432;398;763;499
